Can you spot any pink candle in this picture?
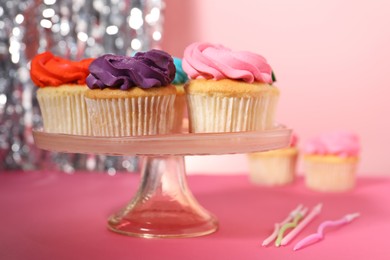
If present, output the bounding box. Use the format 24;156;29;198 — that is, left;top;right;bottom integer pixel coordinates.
293;212;360;251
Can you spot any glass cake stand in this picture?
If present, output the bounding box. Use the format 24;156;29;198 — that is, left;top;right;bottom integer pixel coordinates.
32;126;291;238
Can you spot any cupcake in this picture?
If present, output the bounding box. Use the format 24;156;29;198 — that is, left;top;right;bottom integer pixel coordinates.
30;51;94;135
172;57;189;133
303;132;360;192
247;134;299;186
182;42;279;133
85;49;176;137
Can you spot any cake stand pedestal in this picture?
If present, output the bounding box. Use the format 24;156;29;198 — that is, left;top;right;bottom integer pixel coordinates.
33;127;291;238
108;155;217;238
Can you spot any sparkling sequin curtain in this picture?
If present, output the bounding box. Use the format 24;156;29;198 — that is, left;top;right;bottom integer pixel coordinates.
0;0;165;173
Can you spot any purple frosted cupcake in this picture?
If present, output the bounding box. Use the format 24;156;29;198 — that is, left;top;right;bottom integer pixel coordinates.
85;49;177;136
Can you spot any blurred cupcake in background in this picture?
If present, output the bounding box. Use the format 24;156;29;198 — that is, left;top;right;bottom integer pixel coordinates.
172;57;189;133
303;131;360;192
247;133;299;186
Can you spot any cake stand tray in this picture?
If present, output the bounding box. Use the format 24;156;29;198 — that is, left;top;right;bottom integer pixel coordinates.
32;126;292;156
32;127;292;238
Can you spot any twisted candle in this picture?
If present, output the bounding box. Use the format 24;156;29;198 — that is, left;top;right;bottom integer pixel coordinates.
275;207;308;247
293;212;360;251
262;204;304;247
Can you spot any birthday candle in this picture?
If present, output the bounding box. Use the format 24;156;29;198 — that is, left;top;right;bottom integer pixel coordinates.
262;204;304;247
280;203;323;246
293;212;360;251
275;207;308;247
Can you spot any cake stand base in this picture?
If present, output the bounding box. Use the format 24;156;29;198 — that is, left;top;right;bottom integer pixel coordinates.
107;155;218;238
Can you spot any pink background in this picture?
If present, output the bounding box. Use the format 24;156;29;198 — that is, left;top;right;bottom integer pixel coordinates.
162;0;390;175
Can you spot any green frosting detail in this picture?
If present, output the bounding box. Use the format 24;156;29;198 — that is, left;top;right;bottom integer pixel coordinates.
272;71;276;82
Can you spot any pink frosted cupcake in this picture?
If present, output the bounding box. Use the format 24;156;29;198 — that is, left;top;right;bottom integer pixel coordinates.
303;132;360;192
247;134;298;186
182;42;279;133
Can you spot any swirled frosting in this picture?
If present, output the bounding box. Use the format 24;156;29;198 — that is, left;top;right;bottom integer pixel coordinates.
172;57;188;85
30;52;94;87
304;132;360;157
182;42;273;83
86;49;176;90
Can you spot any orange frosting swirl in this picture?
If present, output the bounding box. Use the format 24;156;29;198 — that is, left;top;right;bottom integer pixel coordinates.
30;52;94;87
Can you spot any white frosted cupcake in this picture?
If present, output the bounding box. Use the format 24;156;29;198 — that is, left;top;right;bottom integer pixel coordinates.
303;132;360;192
30;51;94;135
85;50;176;137
182;42;279;133
248;134;299;186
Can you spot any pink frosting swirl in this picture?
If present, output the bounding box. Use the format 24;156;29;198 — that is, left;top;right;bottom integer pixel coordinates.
182;42;273;83
304;132;360;157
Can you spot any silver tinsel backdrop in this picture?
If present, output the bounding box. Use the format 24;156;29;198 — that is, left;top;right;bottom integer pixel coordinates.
0;0;165;173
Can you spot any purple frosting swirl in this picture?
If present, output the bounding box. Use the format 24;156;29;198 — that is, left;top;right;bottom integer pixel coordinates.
86;49;176;90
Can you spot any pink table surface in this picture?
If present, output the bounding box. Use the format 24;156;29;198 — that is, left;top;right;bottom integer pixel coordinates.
0;171;389;260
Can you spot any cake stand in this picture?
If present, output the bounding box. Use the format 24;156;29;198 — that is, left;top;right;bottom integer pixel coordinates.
32;127;291;238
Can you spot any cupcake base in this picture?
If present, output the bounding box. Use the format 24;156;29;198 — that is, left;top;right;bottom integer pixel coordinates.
248;148;298;186
304;155;358;192
85;86;176;137
37;85;91;135
185;79;279;133
172;85;187;133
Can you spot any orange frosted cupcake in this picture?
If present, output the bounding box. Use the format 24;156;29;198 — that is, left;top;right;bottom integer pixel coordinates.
247;134;298;186
303;132;360;192
30;52;94;135
182;42;279;133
